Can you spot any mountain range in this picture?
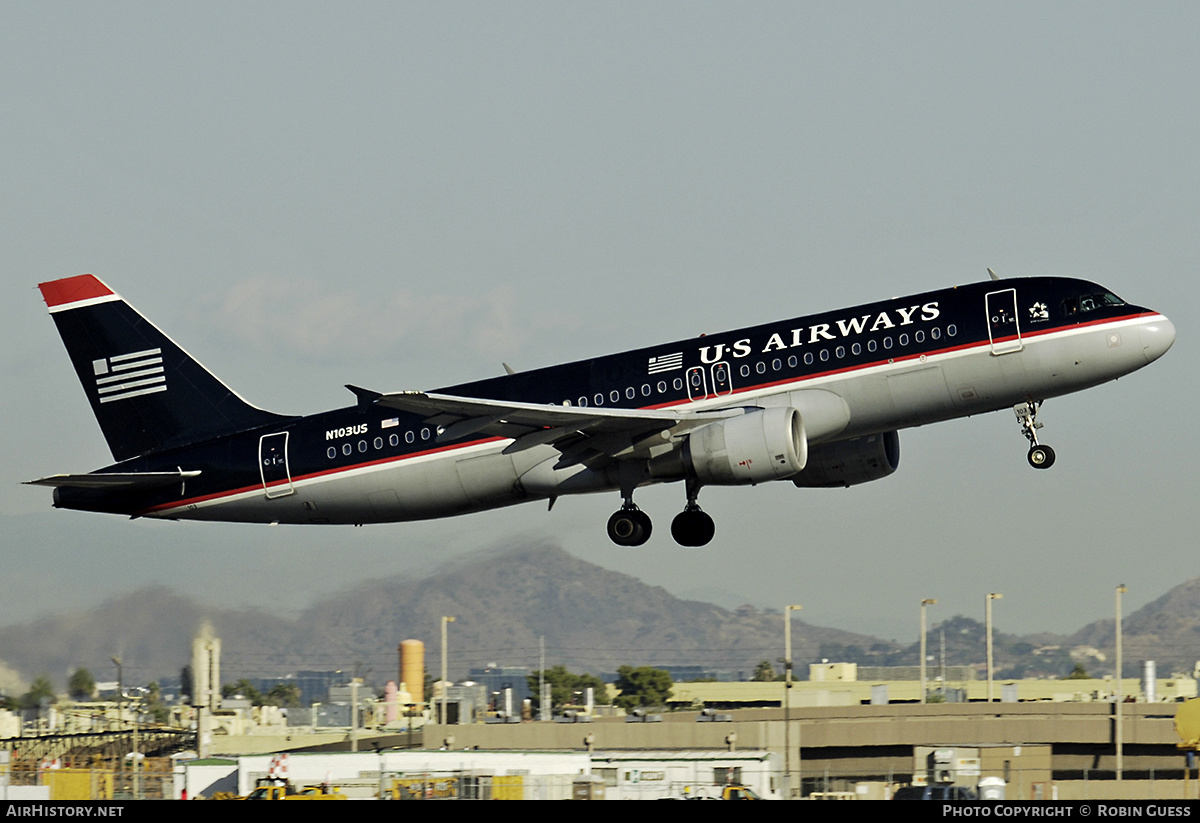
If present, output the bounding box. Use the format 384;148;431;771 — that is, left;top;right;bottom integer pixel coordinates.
1;542;1196;696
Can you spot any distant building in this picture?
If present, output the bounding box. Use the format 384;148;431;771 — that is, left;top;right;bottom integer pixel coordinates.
858;665;977;682
247;671;347;706
469;666;533;706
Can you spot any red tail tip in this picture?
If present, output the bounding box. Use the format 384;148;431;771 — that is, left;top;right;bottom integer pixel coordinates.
37;274;114;309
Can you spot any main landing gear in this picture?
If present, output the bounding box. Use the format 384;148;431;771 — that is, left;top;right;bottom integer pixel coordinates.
671;505;715;547
607;505;652;547
1014;401;1055;470
607;479;715;547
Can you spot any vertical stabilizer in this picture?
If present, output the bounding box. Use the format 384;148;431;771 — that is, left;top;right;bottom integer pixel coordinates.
38;274;292;461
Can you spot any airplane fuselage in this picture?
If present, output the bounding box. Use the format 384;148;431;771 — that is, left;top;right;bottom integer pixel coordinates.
46;275;1174;534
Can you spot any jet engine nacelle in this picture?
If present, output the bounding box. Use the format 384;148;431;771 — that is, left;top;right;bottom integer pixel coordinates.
790;431;900;488
664;406;808;485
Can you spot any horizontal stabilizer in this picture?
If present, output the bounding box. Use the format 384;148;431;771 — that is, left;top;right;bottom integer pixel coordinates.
25;470;201;490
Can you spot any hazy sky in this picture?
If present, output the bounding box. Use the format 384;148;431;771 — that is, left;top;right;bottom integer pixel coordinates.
3;3;1197;651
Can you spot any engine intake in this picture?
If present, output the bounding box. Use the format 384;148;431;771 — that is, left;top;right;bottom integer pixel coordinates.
654;407;807;485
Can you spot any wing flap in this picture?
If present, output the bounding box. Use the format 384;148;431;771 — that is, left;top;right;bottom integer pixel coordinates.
374;391;744;460
376;391;740;436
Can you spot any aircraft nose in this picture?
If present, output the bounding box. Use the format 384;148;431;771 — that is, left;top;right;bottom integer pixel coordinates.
1139;315;1176;364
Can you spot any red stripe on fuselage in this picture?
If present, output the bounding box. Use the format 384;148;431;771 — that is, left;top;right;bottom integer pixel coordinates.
139;437;507;516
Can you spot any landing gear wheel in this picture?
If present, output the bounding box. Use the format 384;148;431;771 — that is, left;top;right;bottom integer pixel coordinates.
671;509;715;547
607;508;652;546
1027;444;1055;469
1014;401;1055;471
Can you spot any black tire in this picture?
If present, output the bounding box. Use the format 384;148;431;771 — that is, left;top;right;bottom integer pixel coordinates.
1027;444;1056;469
608;509;651;546
672;510;715;547
630;509;652;545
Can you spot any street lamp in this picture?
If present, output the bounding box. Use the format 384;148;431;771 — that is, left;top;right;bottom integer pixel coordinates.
110;657;124;791
986;594;1003;702
123;686;147;800
920;599;937;704
440;616;455;725
1116;583;1128;781
783;604;802;798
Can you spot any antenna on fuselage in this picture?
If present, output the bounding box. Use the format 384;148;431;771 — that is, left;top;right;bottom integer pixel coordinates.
503;363;517;375
987;267;1000;281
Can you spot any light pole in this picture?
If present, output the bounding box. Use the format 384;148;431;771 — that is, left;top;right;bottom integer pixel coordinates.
124;686;146;801
110;657;124;792
986;593;1003;702
440;616;455;725
1116;583;1127;781
920;599;937;704
783;604;802;798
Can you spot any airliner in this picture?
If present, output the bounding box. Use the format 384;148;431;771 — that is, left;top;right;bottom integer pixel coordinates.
28;272;1174;546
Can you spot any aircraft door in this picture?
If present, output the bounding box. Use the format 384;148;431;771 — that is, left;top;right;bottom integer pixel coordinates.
710;361;733;396
259;432;295;498
986;289;1023;355
686;366;708;401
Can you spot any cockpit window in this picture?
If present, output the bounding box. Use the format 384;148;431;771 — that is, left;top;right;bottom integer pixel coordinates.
1061;291;1124;316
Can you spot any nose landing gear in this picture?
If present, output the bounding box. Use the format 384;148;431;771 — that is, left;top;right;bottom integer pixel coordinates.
1015;401;1055;469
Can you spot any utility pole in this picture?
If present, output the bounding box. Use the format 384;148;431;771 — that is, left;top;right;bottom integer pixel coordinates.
986;593;1003;702
920;599;937;703
440;616;455;725
784;604;802;798
1116;583;1127;781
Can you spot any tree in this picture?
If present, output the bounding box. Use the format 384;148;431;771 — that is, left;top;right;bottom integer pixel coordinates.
1064;663;1090;680
68;668;96;700
222;679;263;705
526;665;610;711
266;683;302;708
613;666;672;712
752;660;777;682
21;675;56;709
144;681;170;724
180;666;194;704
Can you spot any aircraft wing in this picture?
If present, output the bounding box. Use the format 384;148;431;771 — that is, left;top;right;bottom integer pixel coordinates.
25;471;201;490
373;390;742;462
